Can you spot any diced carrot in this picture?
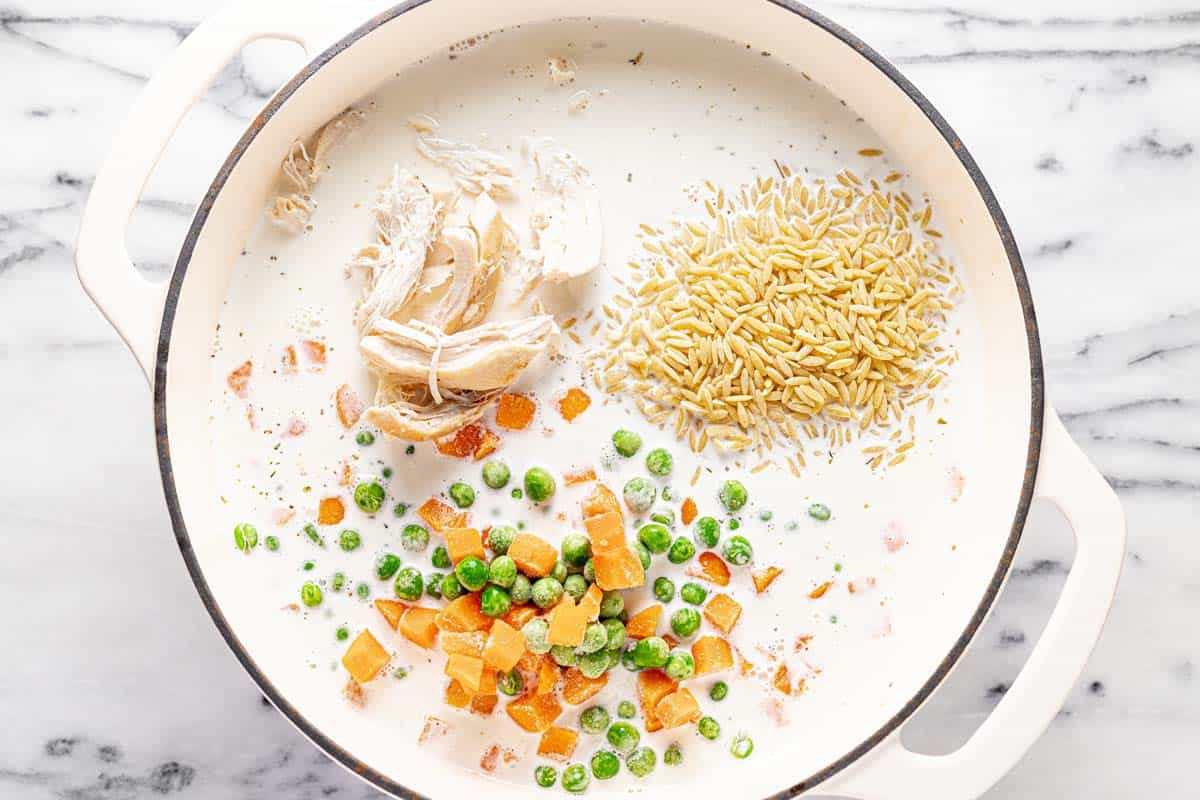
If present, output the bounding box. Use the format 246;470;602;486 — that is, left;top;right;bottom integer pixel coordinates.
341;630;389;684
435;423;485;458
691;636;734;675
584;511;625;554
483;620;526;672
563;466;597;485
562;667;607;705
637;669;678;732
690;552;731;586
625;604;663;639
317;497;345;525
556;387;591;421
547;600;588;647
593;547;645;591
681;497;698;526
578;584;603;621
301;339;326;365
282;345;298;373
509;533;558;577
399;607;440;650
503;604;540;630
473;428;501;461
445;679;471;709
536;659;560;695
773;663;793;695
752;566;784;594
445;527;485;564
445;653;485;694
374;599;409;630
506;692;563;732
470;694;498;716
335;384;362;428
495;393;536;430
418;498;468;532
809;581;833;599
440;630;486;657
477;667;497;696
227;360;252;398
537;726;578;760
581;483;621;519
655;688;703;728
436;594;493;632
704;594;743;634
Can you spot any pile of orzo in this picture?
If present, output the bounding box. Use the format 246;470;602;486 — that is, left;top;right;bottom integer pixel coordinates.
591;164;961;471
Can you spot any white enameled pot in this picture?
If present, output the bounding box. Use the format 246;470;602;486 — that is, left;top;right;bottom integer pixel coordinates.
76;1;1125;798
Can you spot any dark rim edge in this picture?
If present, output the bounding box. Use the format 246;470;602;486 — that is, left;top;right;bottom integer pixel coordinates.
152;2;1043;798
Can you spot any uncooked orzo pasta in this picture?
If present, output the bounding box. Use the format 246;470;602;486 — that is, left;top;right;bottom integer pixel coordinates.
591;165;959;461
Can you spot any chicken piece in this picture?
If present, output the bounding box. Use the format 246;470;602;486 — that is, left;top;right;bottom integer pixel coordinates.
268;107;364;232
365;381;498;442
409;115;515;197
523;137;602;283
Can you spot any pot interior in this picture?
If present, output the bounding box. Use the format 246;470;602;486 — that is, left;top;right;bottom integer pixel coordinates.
158;2;1037;797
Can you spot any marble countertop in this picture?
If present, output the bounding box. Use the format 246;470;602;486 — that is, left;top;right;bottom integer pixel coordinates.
2;0;1195;797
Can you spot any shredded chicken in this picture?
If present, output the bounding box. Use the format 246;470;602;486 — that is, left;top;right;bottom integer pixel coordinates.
268;108;364;232
524;137;603;282
408;115;515;196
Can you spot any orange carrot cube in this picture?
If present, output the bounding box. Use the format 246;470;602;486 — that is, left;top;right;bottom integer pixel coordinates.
470;694;498;716
578;584;603;621
341;630;389;684
227;360;252;398
335;384;362;428
581;483;621;519
637;669;678;732
445;679;471;708
301;339;326;365
445;653;485;694
557;387;592;421
506;692;563;732
477;667;497;696
435;423;485;458
809;581;833;599
584;511;626;554
691;636;734;675
563;466;597;485
373;599;408;630
704;594;743;634
562;668;608;705
440;630;486;657
483;620;526;672
445;527;485;564
495;393;536;430
317;497;344;525
773;663;793;695
435;593;493;633
509;533;558;577
418;498;468;532
503;604;540;630
593;547;645;591
537;726;578;760
399;607;439;650
473;428;501;461
625;604;663;640
680;497;698;526
536;659;560;695
752;566;784;594
547;600;588;647
655;688;703;729
690;552;731;586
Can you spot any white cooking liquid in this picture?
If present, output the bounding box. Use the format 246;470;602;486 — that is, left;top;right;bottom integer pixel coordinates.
209;18;990;795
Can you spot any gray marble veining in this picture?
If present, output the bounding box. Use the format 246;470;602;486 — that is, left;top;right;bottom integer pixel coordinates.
1;0;1196;797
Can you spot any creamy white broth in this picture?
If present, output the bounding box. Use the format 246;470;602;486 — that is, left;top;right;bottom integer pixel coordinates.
208;18;988;793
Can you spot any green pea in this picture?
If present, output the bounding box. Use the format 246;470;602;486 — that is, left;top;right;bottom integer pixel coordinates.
560;533;591;568
431;545;452;569
620;648;641;672
455;556;489;592
532;577;564;609
617;700;636;719
633;636;670;668
561;763;589;794
425;572;444;599
601;618;627;651
680;582;708;605
668;536;696;564
578;622;608;655
633;541;651;570
480;585;511;618
625;747;656;778
400;524;429;552
354;481;386;513
612;429;642;457
578;650;610;679
729;518;741;531
693;516;720;548
718;480;747;512
393;567;423;601
650;508;676;527
809;502;832;521
511;488;524;499
355;430;375;446
498;669;524;697
510;574;533;604
730;734;754;759
664;650;695;681
481;460;511;489
599;590;624;619
392;502;408;517
300;582;322;607
264;535;280;551
645;447;673;476
671;607;701;638
233;523;258;552
710;681;729;701
637;523;672;554
653;576;676;603
338;529;361;552
534;764;557;788
563;574;588;601
590;750;620;780
524;467;556;503
375;553;401;580
550;560;568;584
448;482;475;509
623;477;656;513
606;722;640;754
331;572;345;592
698;716;720;740
522;618;552;654
355;582;370;600
583;558;596;583
489;555;517;588
440;573;465;600
336;626;349;641
550;644;578;667
580;705;610;734
723;534;753;566
303;524;324;547
664;744;682;766
382;467;393;479
487;525;516;555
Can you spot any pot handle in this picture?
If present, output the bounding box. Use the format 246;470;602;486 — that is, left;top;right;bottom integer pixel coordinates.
822;406;1125;799
75;0;348;382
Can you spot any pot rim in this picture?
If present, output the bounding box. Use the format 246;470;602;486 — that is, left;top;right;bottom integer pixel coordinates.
153;1;1044;797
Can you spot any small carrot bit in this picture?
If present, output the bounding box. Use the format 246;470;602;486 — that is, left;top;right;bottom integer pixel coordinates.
418;498;468;532
227;360;252;398
436;423;485;458
282;345;298;373
752;566;784;594
495;393;536;430
680;497;698;526
317;497;345;526
335;384;363;428
556;387;591;421
773;663;793;695
808;581;833;599
563;466;597;485
301;339;326;365
688;552;731;586
473;428;501;461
